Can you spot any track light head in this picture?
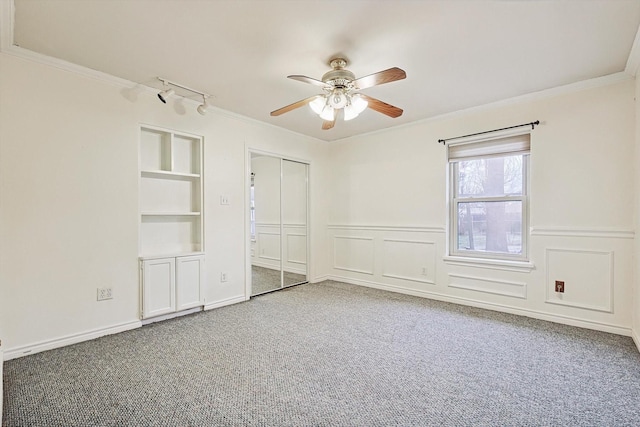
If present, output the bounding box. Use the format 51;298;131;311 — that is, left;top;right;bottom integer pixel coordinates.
197;96;210;115
157;88;174;104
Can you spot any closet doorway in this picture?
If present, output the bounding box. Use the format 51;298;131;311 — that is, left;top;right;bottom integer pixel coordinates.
249;152;308;296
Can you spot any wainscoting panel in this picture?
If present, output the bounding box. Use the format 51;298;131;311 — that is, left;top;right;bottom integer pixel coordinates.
448;273;527;299
286;233;307;265
333;236;375;275
382;239;436;285
257;232;280;262
326;224;633;335
545;248;613;313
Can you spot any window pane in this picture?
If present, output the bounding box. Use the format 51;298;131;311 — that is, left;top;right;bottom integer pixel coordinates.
456;201;522;255
456;155;524;197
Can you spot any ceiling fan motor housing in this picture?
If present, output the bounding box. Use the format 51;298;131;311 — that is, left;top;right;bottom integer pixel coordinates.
322;58;356;90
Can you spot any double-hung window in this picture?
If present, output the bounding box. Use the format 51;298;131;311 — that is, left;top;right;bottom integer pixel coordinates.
448;133;530;261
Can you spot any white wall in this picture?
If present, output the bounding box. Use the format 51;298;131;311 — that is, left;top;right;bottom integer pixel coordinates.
327;78;636;335
0;52;329;358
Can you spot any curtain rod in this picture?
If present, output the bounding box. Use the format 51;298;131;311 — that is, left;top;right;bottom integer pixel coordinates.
438;120;540;145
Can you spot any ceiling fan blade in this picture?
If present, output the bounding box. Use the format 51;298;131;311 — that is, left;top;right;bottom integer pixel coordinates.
354;67;406;90
360;94;404;118
322;119;335;130
288;75;331;88
270;95;321;116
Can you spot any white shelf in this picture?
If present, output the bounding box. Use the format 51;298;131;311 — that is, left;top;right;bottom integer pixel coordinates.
141;170;200;180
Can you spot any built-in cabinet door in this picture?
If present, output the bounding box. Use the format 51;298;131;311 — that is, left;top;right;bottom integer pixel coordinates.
142;258;176;318
176;255;205;311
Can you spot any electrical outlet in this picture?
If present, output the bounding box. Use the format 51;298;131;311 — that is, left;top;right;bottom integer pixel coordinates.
421;267;428;276
220;195;229;205
97;287;113;301
220;272;228;283
555;281;565;293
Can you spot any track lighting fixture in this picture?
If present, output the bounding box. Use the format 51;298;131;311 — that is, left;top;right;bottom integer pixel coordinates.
157;87;175;104
197;95;210;116
156;78;213;115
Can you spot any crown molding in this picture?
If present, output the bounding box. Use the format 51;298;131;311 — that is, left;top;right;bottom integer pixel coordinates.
0;0;14;51
331;71;633;144
625;22;640;76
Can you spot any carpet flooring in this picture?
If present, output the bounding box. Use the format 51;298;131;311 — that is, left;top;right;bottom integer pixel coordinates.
3;280;640;426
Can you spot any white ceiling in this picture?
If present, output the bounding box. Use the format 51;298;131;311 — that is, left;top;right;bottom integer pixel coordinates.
9;0;640;142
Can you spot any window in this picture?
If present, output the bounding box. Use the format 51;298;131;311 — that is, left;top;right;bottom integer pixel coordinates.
449;134;530;261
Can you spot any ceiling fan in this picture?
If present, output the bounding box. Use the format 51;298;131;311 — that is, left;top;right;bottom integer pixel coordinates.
270;58;406;130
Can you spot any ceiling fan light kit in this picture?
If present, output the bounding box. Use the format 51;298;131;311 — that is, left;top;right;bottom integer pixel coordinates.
156;78;212;115
270;57;406;130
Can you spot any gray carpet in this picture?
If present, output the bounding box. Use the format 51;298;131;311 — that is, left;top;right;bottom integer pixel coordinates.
3;280;640;426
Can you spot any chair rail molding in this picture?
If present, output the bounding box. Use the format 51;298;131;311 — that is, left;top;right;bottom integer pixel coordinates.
327;224;446;233
530;226;634;239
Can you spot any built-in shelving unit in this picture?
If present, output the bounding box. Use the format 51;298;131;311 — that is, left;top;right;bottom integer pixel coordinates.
139;126;203;257
139;125;205;320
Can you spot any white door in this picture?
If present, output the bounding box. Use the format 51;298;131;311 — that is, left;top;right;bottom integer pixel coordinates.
176;255;204;311
142;257;176;318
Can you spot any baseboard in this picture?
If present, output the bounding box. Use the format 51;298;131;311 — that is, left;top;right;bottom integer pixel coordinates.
328;275;632;337
204;295;247;311
310;275;330;283
632;328;640;353
3;319;142;361
141;307;203;325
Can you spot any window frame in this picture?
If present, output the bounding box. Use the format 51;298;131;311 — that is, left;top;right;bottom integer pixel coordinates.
447;133;530;263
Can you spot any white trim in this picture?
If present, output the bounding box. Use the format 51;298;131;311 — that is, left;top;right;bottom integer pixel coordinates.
632;328;640;354
326;275;631;336
204;295;246;310
448;273;527;299
443;255;535;272
381;273;434;285
544;248;614;313
0;0;14;51
530;226;635;239
141;306;203;325
328;224;445;233
625;23;640;76
3;320;142;361
310;275;330;283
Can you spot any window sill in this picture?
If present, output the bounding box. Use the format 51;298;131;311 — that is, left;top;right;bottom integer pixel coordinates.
443;255;535;272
